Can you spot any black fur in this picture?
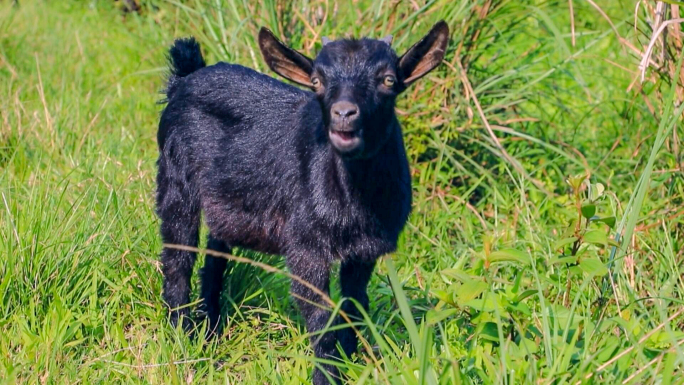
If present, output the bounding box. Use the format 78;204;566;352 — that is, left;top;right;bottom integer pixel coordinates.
164;38;206;100
156;23;449;385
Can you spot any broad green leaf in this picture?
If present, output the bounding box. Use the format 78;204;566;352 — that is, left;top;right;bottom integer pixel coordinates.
579;257;609;276
581;203;596;218
514;289;538;303
464;296;500;312
549;304;584;326
552;237;578;251
561;219;579;239
595;216;616;228
597;336;620;362
440;269;473;283
477;322;500;342
650;330;684;345
455;280;489;305
566;174;586;191
431;289;453;305
549;256;578;265
507;341;524;359
589;182;605;201
488;248;530;265
480;346;498;374
583;229;608;246
426;308;458;325
519;337;539;355
507;300;531;316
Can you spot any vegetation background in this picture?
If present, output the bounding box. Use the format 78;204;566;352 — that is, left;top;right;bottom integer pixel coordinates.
1;0;683;383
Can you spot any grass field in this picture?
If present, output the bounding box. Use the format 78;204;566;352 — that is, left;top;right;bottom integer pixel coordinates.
1;0;684;383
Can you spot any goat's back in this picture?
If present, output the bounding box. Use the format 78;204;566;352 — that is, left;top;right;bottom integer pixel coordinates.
159;63;314;147
158;63;322;254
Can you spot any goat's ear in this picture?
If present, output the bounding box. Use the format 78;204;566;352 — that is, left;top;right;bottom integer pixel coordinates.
398;21;449;87
258;27;314;88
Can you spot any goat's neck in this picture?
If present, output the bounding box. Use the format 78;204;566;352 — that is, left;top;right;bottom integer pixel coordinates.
330;123;402;196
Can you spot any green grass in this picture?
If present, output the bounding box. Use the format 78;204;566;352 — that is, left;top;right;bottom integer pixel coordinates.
1;0;683;383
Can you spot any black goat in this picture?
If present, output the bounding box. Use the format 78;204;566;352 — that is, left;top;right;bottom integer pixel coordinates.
156;22;449;384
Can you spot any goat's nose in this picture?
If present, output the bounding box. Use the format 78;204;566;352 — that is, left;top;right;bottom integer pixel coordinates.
331;101;359;119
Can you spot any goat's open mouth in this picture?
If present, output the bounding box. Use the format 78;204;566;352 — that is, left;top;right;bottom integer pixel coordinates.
333;130;356;141
329;129;362;151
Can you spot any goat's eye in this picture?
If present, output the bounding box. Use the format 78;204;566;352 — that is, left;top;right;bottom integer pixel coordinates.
311;77;321;88
383;75;396;87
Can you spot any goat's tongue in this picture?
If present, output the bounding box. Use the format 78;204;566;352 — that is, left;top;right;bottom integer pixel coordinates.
336;131;354;140
332;130;356;143
330;130;360;150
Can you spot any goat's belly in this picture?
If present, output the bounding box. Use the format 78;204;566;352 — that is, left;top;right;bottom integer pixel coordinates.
202;201;286;255
209;216;284;254
230;231;283;255
301;227;398;262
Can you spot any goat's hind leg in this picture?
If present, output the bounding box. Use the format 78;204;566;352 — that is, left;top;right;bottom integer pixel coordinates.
157;155;201;331
200;235;230;336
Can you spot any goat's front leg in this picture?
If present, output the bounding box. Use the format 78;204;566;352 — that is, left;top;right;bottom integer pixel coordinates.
338;258;376;357
287;252;340;385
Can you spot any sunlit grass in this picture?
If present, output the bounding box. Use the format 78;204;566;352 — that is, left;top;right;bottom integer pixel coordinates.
1;0;683;383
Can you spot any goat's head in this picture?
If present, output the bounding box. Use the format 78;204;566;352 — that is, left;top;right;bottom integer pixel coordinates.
259;22;449;158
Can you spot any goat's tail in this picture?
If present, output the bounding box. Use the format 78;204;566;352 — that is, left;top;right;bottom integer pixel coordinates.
163;37;206;100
